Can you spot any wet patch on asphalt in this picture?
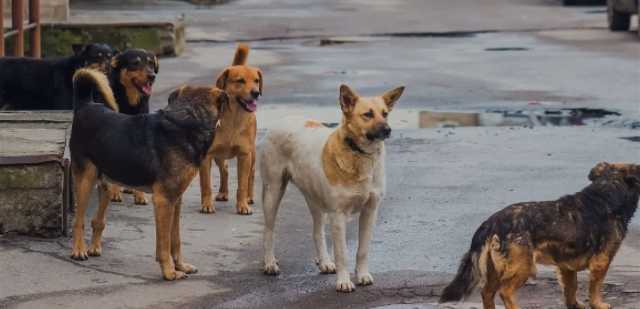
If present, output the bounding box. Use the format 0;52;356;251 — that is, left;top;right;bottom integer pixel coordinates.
484;47;530;51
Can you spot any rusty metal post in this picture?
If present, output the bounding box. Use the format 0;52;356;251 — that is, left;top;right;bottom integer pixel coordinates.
0;0;5;56
29;0;40;58
12;0;25;56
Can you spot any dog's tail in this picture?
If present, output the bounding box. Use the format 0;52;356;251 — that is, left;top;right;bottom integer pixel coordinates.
232;43;249;66
439;226;495;303
72;68;118;112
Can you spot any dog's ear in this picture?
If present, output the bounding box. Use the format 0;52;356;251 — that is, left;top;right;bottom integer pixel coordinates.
168;86;185;106
216;69;230;90
339;84;358;114
257;69;263;95
214;90;230;115
152;55;159;74
72;44;87;56
589;162;610;181
381;86;405;111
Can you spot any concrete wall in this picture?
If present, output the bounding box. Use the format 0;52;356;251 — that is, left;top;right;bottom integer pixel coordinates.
3;0;69;22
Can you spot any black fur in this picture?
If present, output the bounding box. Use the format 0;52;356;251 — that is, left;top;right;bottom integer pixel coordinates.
0;43;116;110
440;165;640;302
71;71;221;191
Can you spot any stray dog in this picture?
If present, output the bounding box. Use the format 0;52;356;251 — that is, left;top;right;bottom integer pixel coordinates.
69;68;226;280
260;84;404;292
106;48;159;205
440;162;640;309
199;43;261;215
0;43;116;110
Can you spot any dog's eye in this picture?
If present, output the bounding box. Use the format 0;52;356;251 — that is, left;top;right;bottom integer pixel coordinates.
382;111;388;118
236;79;246;84
107;53;112;57
362;110;374;119
254;79;260;83
98;53;103;57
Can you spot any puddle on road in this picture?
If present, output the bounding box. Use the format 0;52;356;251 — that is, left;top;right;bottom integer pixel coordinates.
256;105;620;130
620;136;640;143
485;47;530;51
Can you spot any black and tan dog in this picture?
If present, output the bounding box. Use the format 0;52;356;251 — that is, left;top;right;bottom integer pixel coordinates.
440;162;640;309
0;43;116;110
69;68;227;280
106;49;159;205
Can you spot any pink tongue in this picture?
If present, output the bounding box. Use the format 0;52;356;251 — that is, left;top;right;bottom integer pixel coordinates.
245;100;257;112
142;84;153;96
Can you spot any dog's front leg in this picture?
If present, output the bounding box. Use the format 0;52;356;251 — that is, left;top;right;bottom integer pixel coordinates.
214;157;229;201
588;254;613;309
356;204;378;286
171;198;197;274
199;154;216;213
152;193;185;281
109;183;123;202
331;212;355;292
88;182;111;257
247;147;256;205
235;153;253;215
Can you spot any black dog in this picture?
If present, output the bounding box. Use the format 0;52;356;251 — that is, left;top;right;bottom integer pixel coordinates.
440;162;640;309
70;68;227;280
0;43;116;110
104;48;159;204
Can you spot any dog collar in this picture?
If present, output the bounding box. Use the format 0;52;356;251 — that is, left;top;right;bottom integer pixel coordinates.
344;137;372;156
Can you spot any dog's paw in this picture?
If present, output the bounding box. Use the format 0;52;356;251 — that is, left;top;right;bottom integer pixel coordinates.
110;191;123;203
236;204;253;215
316;259;336;274
215;192;229;201
133;193;148;205
567;303;586;309
589;302;611;309
163;270;188;281
70;247;89;261
336;278;356;293
200;201;216;214
175;262;198;274
87;244;102;257
264;260;280;276
356;272;374;286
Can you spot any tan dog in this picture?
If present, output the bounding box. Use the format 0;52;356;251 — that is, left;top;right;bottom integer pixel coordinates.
260;84;404;292
199;44;262;215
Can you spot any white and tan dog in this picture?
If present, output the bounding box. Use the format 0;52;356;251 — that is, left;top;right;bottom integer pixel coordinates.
259;84;404;292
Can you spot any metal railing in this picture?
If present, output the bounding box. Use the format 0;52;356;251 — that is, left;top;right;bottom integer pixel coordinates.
0;0;41;57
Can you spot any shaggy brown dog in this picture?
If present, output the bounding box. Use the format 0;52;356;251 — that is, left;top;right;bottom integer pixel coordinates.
69;68;227;280
440;162;640;309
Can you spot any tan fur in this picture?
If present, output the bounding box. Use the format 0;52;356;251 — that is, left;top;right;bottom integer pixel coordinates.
304;119;323;128
119;69;145;107
198;44;262;215
73;69;118;112
233;43;249;66
321;85;403;186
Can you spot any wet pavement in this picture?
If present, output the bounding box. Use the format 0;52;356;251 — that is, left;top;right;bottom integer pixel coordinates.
2;0;640;308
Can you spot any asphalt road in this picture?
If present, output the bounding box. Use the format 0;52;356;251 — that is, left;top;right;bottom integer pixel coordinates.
1;0;640;308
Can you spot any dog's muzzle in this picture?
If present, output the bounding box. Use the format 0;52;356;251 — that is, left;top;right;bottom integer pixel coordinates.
366;124;392;141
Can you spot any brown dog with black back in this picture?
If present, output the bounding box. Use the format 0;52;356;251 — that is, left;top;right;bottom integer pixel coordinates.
199;43;262;215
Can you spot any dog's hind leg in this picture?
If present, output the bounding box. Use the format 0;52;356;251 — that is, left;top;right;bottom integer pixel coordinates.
309;205;335;274
70;162;98;261
87;182;111;257
262;169;289;275
331;212;355;292
497;242;532;309
171;198;197;274
200;155;216;214
133;190;148;205
214;158;229;202
557;268;585;309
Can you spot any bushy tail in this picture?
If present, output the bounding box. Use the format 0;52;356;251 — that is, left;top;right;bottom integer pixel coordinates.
232;43;249;66
72;68;118;112
439;250;483;302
